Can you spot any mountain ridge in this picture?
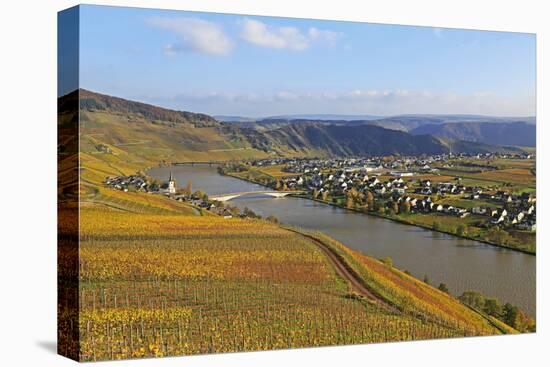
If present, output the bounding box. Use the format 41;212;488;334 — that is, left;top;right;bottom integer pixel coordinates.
79;89;219;127
410;121;536;147
73;89;529;158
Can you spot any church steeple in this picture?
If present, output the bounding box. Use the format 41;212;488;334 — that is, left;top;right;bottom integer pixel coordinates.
167;171;176;194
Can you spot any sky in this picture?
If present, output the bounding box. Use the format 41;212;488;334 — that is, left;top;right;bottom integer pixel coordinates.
67;5;536;117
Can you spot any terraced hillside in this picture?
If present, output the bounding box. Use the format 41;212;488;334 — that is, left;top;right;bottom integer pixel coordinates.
77;89;271;164
59;202;509;361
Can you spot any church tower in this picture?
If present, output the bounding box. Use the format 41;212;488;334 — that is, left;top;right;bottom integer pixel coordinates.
168;171;176;194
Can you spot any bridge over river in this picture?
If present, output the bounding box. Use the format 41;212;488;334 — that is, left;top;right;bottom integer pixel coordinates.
209;190;304;202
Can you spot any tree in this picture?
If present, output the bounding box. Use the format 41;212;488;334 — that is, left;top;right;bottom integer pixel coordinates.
275;180;282;190
149;179;160;192
366;191;374;211
185;180;193;196
513;310;536;332
501;303;534;331
400;200;411;214
381;257;393;268
265;215;279;224
321;191;329;201
243;207;261;219
348;187;358;197
503;303;519;327
456;224;466;236
228;206;240;217
423;274;431;285
193;190;208;200
483;298;502;317
458;290;485;310
362;202;369;213
312;188;319;200
487;226;509;244
391;201;399;215
357;191;365;205
345;188;361;209
438;283;449;294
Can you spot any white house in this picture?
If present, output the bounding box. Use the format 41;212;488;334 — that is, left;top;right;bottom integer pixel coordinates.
471;207;487;215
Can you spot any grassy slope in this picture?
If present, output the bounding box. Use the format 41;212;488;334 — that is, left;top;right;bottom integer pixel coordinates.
81;110;271;164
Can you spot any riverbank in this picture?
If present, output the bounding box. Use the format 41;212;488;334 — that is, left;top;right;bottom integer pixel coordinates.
304;195;536;255
150;164;535;316
224;171;535;255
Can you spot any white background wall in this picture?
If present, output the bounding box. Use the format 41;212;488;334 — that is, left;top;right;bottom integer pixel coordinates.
0;0;547;366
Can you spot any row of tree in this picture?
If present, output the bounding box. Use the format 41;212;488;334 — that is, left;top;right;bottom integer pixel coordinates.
458;290;535;332
394;263;534;333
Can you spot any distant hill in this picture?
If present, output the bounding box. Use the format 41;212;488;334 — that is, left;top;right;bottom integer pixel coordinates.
71;89;527;160
250;114;536;136
410;121;536;147
214;115;257;123
235;121;520;156
266;123;447;156
388;114;535;124
263;114;383;121
363;115;535;132
215;114;383;123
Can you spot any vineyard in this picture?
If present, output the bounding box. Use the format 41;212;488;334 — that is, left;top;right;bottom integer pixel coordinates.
58;206;508;361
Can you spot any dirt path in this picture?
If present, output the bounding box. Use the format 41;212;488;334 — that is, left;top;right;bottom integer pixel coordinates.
286;229;515;333
286;229;399;313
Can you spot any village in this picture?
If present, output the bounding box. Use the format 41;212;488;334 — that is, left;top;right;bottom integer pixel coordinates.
104;172;267;220
104;151;536;251
222;152;537;244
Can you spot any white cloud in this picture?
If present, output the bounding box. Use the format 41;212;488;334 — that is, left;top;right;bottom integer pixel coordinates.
239;19;340;51
147;17;341;54
147;89;534;117
308;27;342;46
240;19;307;50
147;17;232;56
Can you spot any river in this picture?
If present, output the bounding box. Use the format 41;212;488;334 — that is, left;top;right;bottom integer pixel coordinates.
149;165;536;316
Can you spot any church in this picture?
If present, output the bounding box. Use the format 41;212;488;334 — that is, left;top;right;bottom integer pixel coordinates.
160;171;177;195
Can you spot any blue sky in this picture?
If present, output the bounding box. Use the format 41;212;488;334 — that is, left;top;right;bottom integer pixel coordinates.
72;4;536;117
